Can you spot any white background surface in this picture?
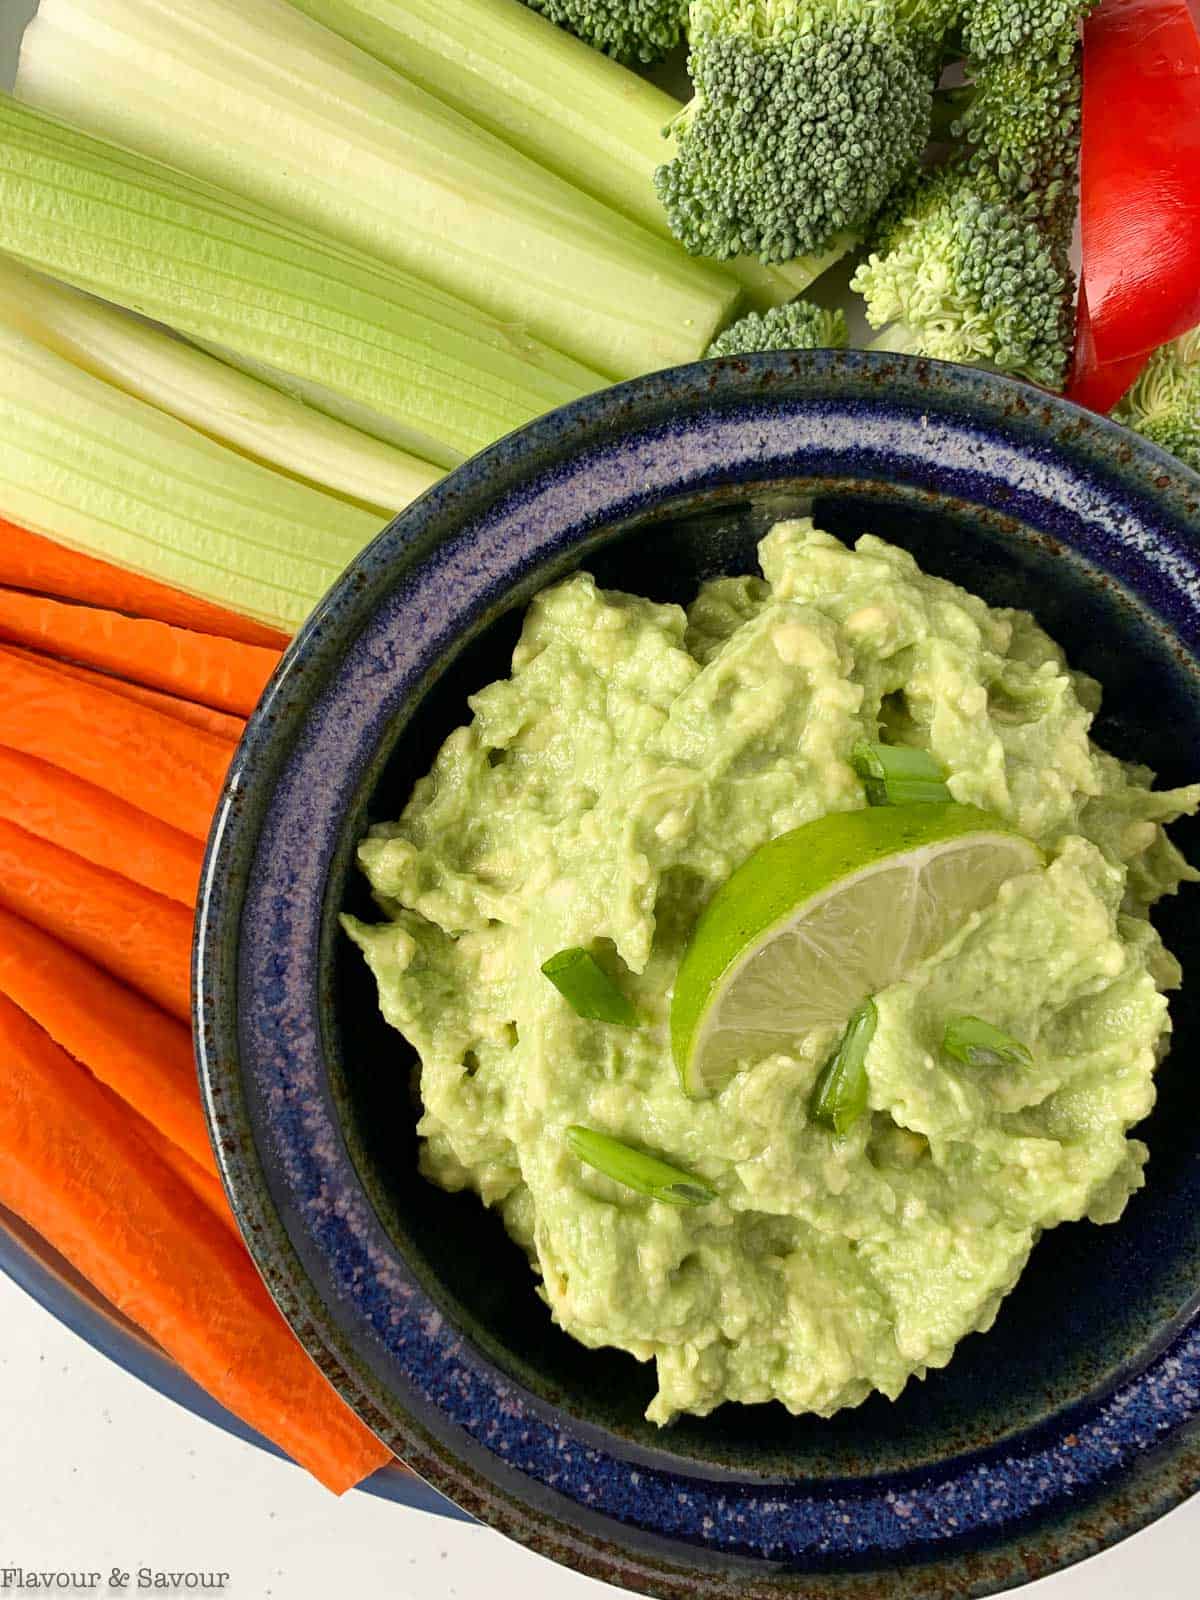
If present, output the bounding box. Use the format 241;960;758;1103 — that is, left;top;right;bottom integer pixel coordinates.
0;1;1196;1595
2;1271;1197;1599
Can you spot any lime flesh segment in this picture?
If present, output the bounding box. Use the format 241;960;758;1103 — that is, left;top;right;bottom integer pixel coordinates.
671;805;1042;1098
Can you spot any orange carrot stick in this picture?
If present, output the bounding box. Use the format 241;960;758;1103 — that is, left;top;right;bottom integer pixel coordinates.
142;1125;239;1236
0;747;203;906
0;649;229;841
2;645;245;743
0;519;290;649
0;994;391;1493
0;820;192;1023
0;907;212;1171
0;588;280;717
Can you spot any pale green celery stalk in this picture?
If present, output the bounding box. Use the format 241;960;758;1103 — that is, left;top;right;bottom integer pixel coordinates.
16;0;738;381
283;0;849;309
0;95;602;469
188;342;444;463
0;322;383;632
0;260;442;516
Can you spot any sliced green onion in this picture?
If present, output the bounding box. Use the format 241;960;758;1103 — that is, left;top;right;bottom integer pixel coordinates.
541;948;638;1027
566;1126;715;1207
942;1015;1033;1070
809;998;877;1136
851;741;951;806
852;742;946;783
870;777;955;805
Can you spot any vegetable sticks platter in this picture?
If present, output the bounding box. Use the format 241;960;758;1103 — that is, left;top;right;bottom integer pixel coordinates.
0;0;1197;1514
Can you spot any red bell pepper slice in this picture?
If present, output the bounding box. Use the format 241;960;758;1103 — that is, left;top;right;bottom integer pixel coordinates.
1067;280;1153;412
1080;0;1200;369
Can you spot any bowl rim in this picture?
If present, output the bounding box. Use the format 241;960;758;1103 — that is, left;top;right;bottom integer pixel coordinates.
196;350;1200;1600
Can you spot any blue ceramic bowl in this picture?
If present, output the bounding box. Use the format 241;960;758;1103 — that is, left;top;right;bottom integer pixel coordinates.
197;352;1200;1599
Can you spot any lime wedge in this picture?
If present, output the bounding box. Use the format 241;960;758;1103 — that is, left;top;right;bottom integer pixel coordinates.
671;804;1041;1098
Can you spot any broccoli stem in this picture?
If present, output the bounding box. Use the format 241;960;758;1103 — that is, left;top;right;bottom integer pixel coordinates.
285;0;847;308
867;324;924;357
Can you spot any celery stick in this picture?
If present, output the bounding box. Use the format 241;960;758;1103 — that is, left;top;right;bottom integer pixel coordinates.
0;323;383;631
281;0;850;306
187;343;444;464
0;261;442;516
0;95;602;468
16;0;740;380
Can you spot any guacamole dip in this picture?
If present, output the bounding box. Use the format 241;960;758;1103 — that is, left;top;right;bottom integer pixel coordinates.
345;520;1198;1424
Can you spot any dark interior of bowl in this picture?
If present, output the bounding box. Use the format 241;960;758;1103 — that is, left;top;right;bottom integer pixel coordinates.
332;479;1200;1481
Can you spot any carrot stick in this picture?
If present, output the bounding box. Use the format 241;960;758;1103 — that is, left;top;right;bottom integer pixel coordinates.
0;649;229;841
0;906;212;1170
2;645;245;743
0;820;192;1023
0;588;280;717
0;518;290;649
0;994;391;1493
141;1124;239;1236
0;747;203;906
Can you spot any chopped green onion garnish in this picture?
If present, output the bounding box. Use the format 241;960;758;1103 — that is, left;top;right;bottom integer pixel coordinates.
852;741;945;782
541;948;638;1026
565;1127;716;1207
851;741;951;806
942;1015;1033;1070
809;998;878;1136
871;777;955;805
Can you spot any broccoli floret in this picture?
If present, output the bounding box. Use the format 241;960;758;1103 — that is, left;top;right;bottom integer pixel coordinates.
958;0;1098;60
853;20;1082;390
1114;330;1200;473
654;0;954;265
518;0;688;62
851;163;1074;388
706;299;849;356
900;0;968;69
952;40;1082;199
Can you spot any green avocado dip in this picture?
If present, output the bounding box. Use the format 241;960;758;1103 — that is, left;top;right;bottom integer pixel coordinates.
344;520;1199;1425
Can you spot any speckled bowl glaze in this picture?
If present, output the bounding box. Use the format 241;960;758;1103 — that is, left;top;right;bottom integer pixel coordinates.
197;352;1200;1599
